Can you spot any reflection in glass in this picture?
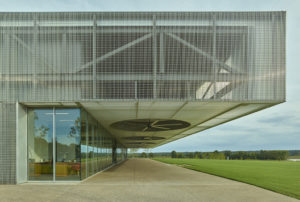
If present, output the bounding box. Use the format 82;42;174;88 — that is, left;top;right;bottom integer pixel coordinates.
28;109;54;181
88;118;94;176
93;126;98;173
28;107;126;181
80;109;87;180
55;109;81;181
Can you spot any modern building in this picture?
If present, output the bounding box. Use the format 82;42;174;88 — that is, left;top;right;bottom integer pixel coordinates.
0;12;285;184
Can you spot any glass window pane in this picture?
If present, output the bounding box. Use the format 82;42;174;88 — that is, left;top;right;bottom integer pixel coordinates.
28;109;53;181
88;114;94;176
55;108;81;181
80;110;87;180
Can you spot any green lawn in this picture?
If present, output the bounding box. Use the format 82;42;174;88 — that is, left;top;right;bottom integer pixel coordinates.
154;158;300;200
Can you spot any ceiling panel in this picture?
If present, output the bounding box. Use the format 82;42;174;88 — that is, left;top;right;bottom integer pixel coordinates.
79;101;271;148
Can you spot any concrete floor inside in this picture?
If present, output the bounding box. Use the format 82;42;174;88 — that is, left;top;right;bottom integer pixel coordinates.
0;159;298;202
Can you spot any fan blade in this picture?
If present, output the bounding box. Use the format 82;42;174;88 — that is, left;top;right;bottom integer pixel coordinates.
142;126;149;132
155;123;183;126
151;125;170;130
126;121;149;126
150;120;159;127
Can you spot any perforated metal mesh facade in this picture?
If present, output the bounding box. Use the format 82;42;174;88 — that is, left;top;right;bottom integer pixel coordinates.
0;12;286;184
0;103;16;184
0;12;285;102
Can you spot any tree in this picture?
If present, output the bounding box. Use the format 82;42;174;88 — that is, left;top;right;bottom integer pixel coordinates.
188;152;194;158
128;148;139;158
224;150;232;159
171;150;177;158
141;152;147;158
37;125;49;138
177;153;183;158
149;152;154;158
194;151;200;159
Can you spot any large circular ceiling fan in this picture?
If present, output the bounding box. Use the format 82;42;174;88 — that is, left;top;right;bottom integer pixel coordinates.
123;136;165;141
110;119;190;132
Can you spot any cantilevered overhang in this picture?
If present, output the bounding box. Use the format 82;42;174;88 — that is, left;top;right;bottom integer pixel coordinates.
80;101;279;148
21;101;280;148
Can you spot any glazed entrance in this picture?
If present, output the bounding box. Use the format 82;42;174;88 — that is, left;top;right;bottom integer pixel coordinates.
27;108;81;181
27;107;127;182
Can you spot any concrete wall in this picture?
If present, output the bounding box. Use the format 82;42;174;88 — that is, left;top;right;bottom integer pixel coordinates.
16;103;27;184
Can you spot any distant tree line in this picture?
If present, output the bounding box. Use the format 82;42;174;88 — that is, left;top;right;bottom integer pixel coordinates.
140;152;154;158
289;150;300;156
223;150;289;160
132;150;290;160
129;149;294;160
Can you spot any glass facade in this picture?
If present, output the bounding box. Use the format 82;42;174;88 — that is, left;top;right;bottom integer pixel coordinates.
28;107;127;181
80;108;127;180
55;109;81;181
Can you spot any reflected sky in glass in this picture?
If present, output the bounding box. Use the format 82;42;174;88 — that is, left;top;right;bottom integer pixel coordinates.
55;109;81;146
34;109;53;143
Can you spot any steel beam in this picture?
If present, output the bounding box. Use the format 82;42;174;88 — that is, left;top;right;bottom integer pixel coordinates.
11;34;57;73
0;27;247;34
170;101;188;119
209;82;238;99
166;32;235;73
76;33;152;72
202;82;213;99
0;73;246;82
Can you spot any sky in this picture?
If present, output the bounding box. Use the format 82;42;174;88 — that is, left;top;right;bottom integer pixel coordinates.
1;0;299;152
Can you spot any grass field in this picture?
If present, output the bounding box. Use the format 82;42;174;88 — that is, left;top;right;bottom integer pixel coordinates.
154;158;300;200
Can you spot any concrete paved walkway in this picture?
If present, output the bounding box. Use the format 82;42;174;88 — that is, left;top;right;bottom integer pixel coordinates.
0;158;298;202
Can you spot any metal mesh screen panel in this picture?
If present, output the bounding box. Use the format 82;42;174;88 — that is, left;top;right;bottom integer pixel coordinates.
0;12;285;102
0;103;16;184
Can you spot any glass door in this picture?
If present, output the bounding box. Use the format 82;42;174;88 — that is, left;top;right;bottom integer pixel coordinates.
28;108;81;181
55;109;81;181
28;109;54;181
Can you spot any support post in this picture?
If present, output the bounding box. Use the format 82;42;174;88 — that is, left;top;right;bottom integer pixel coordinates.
62;33;66;99
272;14;277;100
153;15;157;99
93;15;97;99
62;33;67;69
160;32;165;73
135;81;138;99
85;112;88;178
212;14;217;99
16;103;28;184
3;33;9;99
53;107;56;181
33;16;38;93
